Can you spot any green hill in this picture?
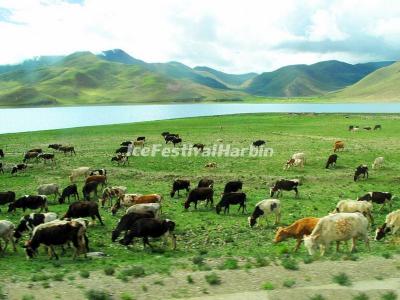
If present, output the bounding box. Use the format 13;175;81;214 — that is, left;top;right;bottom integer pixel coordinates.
245;60;394;97
0;52;246;106
193;66;257;88
331;61;400;101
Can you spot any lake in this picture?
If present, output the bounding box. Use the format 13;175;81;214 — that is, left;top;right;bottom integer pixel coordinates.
0;103;399;134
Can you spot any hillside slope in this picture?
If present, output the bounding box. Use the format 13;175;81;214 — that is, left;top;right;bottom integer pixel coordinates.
245;60;394;97
332;61;400;101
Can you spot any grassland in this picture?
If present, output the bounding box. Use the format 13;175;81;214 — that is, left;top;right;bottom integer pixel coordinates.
0;113;400;298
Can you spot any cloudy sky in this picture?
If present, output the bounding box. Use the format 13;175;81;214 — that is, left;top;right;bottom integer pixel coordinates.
0;0;399;73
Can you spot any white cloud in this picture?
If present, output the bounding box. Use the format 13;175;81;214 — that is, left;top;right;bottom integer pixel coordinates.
0;0;399;73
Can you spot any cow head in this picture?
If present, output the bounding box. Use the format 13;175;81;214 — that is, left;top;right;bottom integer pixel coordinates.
303;234;318;255
375;223;390;241
183;200;190;210
270;187;278;197
248;216;257;228
23;241;36;259
215;204;222;214
274;227;289;243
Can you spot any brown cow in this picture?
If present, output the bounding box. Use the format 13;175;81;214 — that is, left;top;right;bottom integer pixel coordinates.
274;217;319;252
333;141;344;152
111;194;162;215
85;175;107;187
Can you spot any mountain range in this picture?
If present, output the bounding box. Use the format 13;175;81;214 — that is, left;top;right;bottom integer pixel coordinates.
0;49;397;106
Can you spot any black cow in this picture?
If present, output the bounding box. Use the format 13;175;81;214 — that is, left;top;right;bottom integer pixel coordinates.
216;192;247;214
354;165;368;182
59;146;76;155
8;195;48;213
0;149;4;158
184;187;214;210
270;179;299;198
137;136;146;141
161;132;170;137
115;146;128;154
165;134;179;143
170;179;190;198
0;191;16;211
63;201;104;225
27;148;42;154
253;140;266;148
111;211;155;242
38;153;55;164
119;218;176;249
325;154;338;169
48;144;62;150
198;178;214;188
82;181;99;200
59;184;79;204
11;163;27;175
0;162;3;174
24;221;87;260
358;192;393;211
348;125;354;131
171;137;182;147
223;181;243;194
374;125;382;130
23;151;40;163
193;143;205;152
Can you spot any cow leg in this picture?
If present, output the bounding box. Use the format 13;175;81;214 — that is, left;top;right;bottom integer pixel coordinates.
9;234;16;252
294;238;302;252
319;244;326;256
96;213;104;226
336;241;340;252
350;237;357;253
364;235;370;251
143;237;152;248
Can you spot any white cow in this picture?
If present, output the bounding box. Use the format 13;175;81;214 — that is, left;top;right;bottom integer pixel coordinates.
372;157;384;169
304;212;369;256
375;209;400;240
248;199;281;227
334;200;374;224
126;203;162;218
0;220;17;253
69;167;90;182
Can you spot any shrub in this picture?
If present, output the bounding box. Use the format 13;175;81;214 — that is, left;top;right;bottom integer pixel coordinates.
192;256;204;265
205;273;221;285
0;286;6;300
42;282;50;289
309;295;326;300
85;289;112;300
120;266;145;278
353;293;369;300
120;293;135;300
262;282;275;290
141;285;148;292
219;258;238;270
382;252;393;259
30;274;50;282
103;267;115;276
22;296;35;300
187;275;194;284
283;279;296;288
80;270;90;279
53;273;64;281
254;256;269;267
332;273;351;286
381;291;397;300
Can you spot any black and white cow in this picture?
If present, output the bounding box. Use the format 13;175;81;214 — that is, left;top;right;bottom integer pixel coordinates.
90;169;107;176
223;181;243;194
270;179;299;198
8;195;48;213
358;192;393;211
325;154;338;169
170;179;190;198
216;192;247;214
137;136;146;141
354;165;369;182
14;212;58;241
11;163;28;175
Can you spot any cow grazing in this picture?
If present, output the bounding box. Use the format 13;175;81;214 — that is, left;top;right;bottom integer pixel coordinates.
8;195;48;213
119;218;176;250
111;154;129;165
111;194;161;215
48;144;62;150
223;181;242;194
184;187;214;210
134;140;145;148
0;149;4;158
372;157;384;169
354;165;368;182
252;140;266;148
161;132;170;137
0;191;16;211
24;220;87;259
37;183;60;201
270;179;299;198
303;212;370;256
198;178;214;188
363;126;372;131
193;143;205;152
205;162;217;168
37;153;56;164
351;127;360;133
137;136;146;141
375;209;400;241
358;192;393;212
334;200;374;225
216;192;246;214
325;154;338;169
274;217;319;252
85;175;107;187
126;203;161;218
170;179;190;198
23;151;40;163
115;146;129;154
0;163;3;174
171;137;182;147
82;181;100;200
164;134;179;143
248;199;281;227
111;211;155;242
63;201;104;225
90;169;107;176
120;141;133;146
59;146;76;155
100;186;127;207
14;212;58;241
59;184;79;204
27;148;42;154
11;163;28;175
333;141;345;152
284;158;304;170
348;125;354;131
0;220;17;253
69;167;90;182
374;125;382;130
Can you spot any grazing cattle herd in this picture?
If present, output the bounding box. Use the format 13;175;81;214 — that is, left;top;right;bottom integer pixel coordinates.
0;123;398;265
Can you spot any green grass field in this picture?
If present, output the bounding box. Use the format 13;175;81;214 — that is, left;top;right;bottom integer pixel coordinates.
1;113;400;282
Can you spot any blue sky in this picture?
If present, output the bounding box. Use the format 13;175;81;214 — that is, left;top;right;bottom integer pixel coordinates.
0;0;399;73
